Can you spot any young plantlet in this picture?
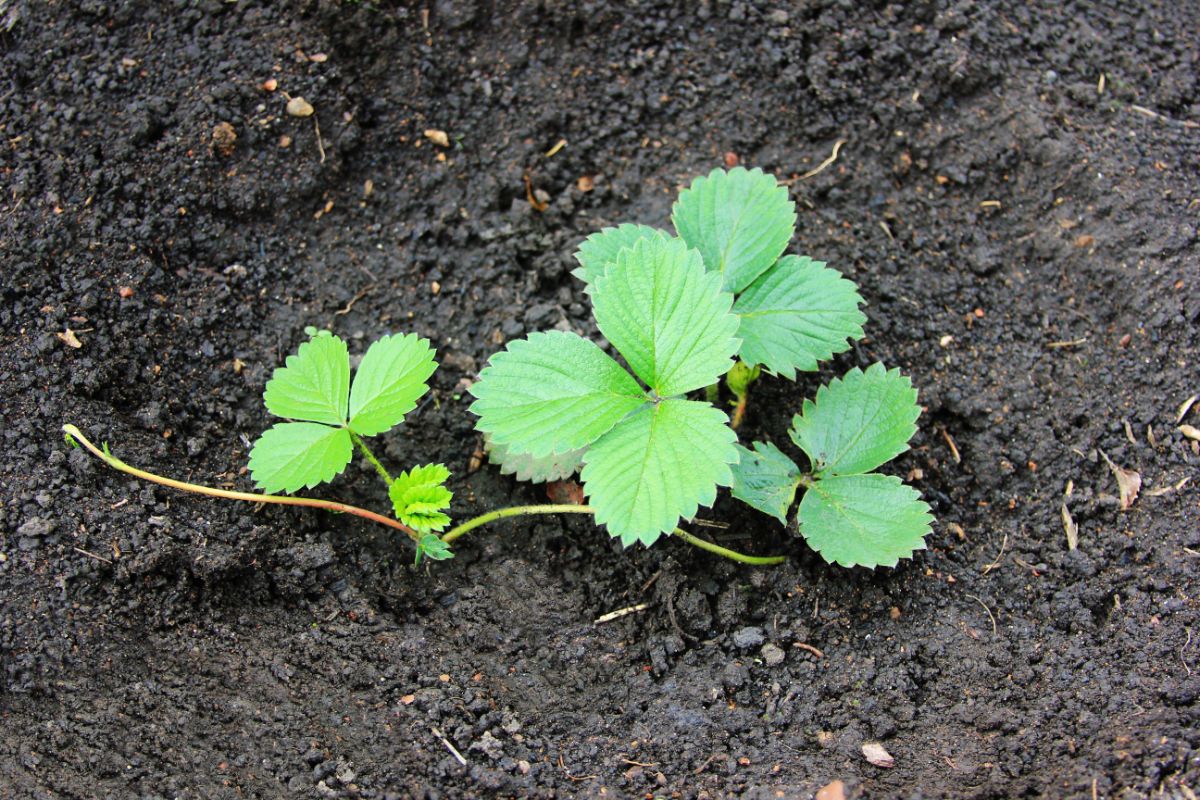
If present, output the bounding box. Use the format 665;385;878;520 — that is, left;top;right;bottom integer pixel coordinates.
730;364;933;568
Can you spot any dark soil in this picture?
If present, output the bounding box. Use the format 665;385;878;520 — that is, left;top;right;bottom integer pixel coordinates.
2;1;1198;797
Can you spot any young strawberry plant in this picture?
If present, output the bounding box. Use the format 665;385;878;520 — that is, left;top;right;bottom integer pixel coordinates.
471;166;933;567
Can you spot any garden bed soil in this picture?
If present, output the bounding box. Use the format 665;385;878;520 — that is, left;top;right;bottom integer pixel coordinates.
1;1;1198;797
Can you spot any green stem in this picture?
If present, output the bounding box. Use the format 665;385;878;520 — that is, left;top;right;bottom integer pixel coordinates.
62;424;420;543
350;431;393;487
441;504;596;544
441;503;786;565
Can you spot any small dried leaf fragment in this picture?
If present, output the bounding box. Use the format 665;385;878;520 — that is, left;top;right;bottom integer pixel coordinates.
424;129;449;147
1179;424;1200;441
1062;503;1078;550
211;122;237;156
576;175;595;192
861;741;895;769
862;741;895;768
546;480;585;505
57;329;83;349
286;96;314;117
815;780;847;800
1099;450;1141;510
1175;394;1197;424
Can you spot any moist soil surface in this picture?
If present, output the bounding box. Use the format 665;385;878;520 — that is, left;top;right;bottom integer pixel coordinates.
2;1;1198;797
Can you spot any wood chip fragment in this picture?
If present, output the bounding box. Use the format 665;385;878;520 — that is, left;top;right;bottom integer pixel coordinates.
1099;450;1141;510
57;329;82;348
286;96;314;117
862;742;895;768
424;129;449;147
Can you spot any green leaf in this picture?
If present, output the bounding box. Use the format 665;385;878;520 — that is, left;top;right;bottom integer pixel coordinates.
572;223;669;285
248;422;353;494
468;330;646;458
797;473;932;568
389;463;453;533
416;533;454;563
729;442;801;524
733;256;866;379
591;236;740;397
263;334;350;426
671;167;796;293
581;399;738;547
484;434;585;484
790;364;920;476
348;333;438;437
725;360;761;399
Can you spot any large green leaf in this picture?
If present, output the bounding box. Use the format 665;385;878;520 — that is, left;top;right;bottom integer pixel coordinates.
348;333;437;437
581;399;738;547
734;256;866;379
468;330;647;458
572;223;669;286
263;334;350;426
591;236;740;397
484;434;585;484
797;473;932;568
248;422;353;494
729;442;802;524
671;167;796;293
790;364;920;477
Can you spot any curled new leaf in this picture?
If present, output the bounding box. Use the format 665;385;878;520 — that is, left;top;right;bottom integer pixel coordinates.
390;463;453;533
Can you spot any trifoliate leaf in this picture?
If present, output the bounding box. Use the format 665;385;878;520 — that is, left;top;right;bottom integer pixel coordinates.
729;442;802;524
572;223;669;285
581;399;738;547
468;330;646;458
733;256;866;379
248;422;353;494
796;473;932;568
790;364;920;477
671;167;796;293
263;334;350;426
389;463;453;533
484;433;585;484
416;533;454;563
591;236;740;397
348;333;437;437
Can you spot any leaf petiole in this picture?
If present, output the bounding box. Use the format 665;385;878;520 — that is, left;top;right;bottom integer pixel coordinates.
350;430;393;487
62;424;422;543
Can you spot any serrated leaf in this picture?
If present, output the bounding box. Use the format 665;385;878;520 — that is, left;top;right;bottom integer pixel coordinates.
248;422;353;494
469;330;646;458
797;473;931;568
730;442;802;523
671;167;796;293
790;364;920;476
389;463;453;533
484;434;585;483
572;223;669;285
348;333;437;437
263;334;350;425
733;256;866;378
416;533;454;563
581;399;738;547
591;236;740;397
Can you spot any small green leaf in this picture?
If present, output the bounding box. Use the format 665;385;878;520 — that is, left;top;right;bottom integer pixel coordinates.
581;399;738;547
248;422;353;494
348;333;437;437
591;236;740;397
790;364;920;476
484;434;585;484
65;433;79;449
671;167;796;293
263;334;350;426
469;330;646;458
389;463;453;533
416;533;454;564
729;442;801;524
733;256;866;379
797;473;932;568
572;223;669;286
725;360;761;399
